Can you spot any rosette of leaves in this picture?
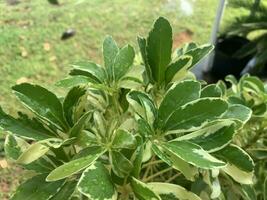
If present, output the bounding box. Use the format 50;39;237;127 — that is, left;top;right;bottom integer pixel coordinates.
0;17;254;200
225;74;267;199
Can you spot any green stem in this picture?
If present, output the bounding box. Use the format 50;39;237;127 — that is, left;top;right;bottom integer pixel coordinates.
143;167;172;182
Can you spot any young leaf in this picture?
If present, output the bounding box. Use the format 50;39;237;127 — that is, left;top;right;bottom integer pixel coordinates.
185;44;213;69
147;17;172;84
78;162;117;200
158;80;201;127
112;129;136;149
46;148;105;181
164;98;228;132
17;138;63;164
69;111;91;138
113;44;135;81
201;84;222;98
5;134;28;160
72;61;106;83
0;107;54;140
63;86;86;127
110;151;133;177
103;35;119;80
131;136;144;178
10;174;64;200
56;76;92;88
50;180;77;200
127;91;157;126
163;141;226;169
131;177;161;200
12;83;68;131
137;36;153;83
147;182;202;200
165;56;192;84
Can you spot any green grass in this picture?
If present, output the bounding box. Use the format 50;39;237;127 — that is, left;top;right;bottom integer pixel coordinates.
0;0;220;114
0;0;247;199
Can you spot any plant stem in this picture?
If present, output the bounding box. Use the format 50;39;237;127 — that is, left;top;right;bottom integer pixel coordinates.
143;167;172;182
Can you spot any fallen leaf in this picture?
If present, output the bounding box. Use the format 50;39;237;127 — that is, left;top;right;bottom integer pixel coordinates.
20;47;28;57
0;159;8;169
16;77;29;84
43;42;51;51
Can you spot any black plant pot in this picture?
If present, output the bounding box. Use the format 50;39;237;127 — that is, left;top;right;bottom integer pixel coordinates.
209;35;253;81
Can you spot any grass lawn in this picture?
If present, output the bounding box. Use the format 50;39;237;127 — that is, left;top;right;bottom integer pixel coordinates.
0;0;244;199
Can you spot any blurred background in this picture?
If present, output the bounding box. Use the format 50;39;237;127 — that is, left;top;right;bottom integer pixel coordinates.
0;0;266;199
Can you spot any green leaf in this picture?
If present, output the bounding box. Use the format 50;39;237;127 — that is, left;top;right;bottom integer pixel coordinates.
158;80;201;127
69;111;91;138
46;148;104;181
110;151;133;177
103;35;119;81
50;180;77;200
78;162;117;200
137;36;153;83
72;61;106;83
0;107;54;140
10;174;64;200
131;136;144;178
241;185;257;200
185;44;213;69
216;144;254;172
147;182;201;200
176;121;236;152
163;141;225;169
12;83;68;131
152;143;198;181
147;17;172;84
112;129;136;149
17;138;63;164
264;177;267;200
138;118;154;137
164;98;228;132
215;144;254;184
127;91;157;126
63;86;86;127
113;44;135;81
5;134;28;160
131;177;161;200
165;56;192;84
55;76;92;88
201;84;222;98
221;104;252;127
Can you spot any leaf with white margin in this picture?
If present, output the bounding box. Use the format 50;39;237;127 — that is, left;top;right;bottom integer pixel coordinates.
110;151;133;178
158;80;201;128
147;182;201;200
112;129;136;149
46;147;105;181
131;177;161;200
12;83;68;131
164;98;228;132
10;174;64;200
201;84;222;98
17;138;63;164
221;104;252;128
127;91;156;126
50;180;77;200
174;120;236;153
163;141;226;169
152;143;197;181
215;144;254;184
78;162;117;200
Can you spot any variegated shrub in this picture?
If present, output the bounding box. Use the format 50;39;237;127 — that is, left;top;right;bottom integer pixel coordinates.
1;17;257;200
